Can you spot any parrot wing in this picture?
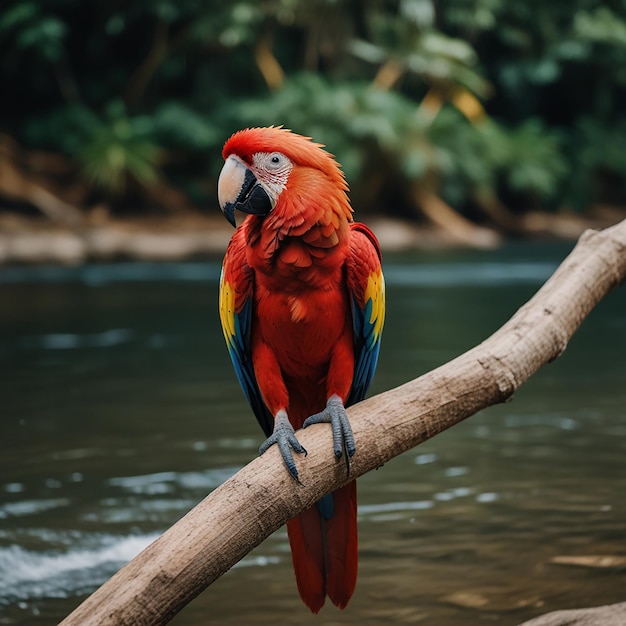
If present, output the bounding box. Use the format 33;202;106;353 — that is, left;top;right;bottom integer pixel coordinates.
219;228;273;436
346;222;385;406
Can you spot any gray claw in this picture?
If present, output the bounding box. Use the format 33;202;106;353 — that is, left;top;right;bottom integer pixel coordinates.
259;411;306;482
303;395;355;475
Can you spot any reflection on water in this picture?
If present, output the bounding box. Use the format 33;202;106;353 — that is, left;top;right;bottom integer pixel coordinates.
0;242;625;625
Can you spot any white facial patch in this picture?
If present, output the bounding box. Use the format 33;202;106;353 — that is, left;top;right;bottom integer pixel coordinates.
252;152;293;207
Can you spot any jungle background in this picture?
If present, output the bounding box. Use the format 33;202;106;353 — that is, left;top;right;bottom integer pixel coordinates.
2;0;626;261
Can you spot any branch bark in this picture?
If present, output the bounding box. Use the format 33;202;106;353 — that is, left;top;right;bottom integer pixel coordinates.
60;219;626;626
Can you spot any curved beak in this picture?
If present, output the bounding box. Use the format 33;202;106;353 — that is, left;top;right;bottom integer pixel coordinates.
218;155;272;227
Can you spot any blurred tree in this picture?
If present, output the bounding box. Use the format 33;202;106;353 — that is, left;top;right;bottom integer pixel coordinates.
0;0;625;235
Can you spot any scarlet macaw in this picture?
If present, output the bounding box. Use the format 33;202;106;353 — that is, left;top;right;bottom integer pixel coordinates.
217;127;385;612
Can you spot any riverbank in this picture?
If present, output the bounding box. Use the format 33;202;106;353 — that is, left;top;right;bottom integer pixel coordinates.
0;207;623;264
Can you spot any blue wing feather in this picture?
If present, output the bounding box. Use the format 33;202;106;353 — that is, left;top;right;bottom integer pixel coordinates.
227;297;274;437
347;295;382;406
220;238;274;438
346;223;385;407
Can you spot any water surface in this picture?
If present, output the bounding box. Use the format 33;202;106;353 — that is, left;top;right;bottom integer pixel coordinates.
1;242;625;625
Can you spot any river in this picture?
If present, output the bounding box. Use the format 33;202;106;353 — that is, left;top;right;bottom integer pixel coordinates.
1;241;625;625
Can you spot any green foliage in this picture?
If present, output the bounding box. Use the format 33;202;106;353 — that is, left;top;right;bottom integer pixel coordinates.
236;74;568;210
567;116;626;209
235;73;418;180
0;2;67;62
1;0;625;216
349;9;490;97
151;102;220;151
78;104;161;193
574;7;626;47
502;121;567;200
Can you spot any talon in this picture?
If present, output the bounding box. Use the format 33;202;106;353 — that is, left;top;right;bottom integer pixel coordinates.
303;394;355;475
259;410;306;482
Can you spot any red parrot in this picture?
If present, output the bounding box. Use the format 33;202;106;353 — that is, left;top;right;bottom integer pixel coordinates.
217;127;385;612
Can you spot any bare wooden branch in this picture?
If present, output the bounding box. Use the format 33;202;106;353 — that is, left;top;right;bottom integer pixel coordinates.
60;219;626;626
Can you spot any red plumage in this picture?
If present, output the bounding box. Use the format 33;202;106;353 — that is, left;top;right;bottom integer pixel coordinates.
218;127;384;612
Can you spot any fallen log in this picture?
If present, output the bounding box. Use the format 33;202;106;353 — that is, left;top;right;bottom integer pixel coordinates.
60;219;626;626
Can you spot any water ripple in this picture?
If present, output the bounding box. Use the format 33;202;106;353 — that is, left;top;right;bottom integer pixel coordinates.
21;329;133;350
0;499;70;519
359;500;434;515
108;466;240;494
0;533;159;605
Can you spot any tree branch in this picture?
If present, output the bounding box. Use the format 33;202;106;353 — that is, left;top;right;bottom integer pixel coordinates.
255;28;285;91
60;219;626;626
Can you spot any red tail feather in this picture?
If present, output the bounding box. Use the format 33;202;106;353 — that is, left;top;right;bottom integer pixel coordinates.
286;482;358;613
325;482;358;608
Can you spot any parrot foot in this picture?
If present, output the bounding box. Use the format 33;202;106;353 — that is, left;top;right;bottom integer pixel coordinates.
303;394;355;476
259;410;307;483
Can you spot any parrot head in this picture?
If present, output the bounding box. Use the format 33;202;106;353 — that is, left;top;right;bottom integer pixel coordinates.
217;126;348;227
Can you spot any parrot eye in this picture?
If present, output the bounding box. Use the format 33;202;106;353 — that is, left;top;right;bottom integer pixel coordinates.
265;152;289;171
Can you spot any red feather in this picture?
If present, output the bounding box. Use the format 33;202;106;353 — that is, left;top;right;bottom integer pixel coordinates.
219;127;384;612
286;482;357;613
